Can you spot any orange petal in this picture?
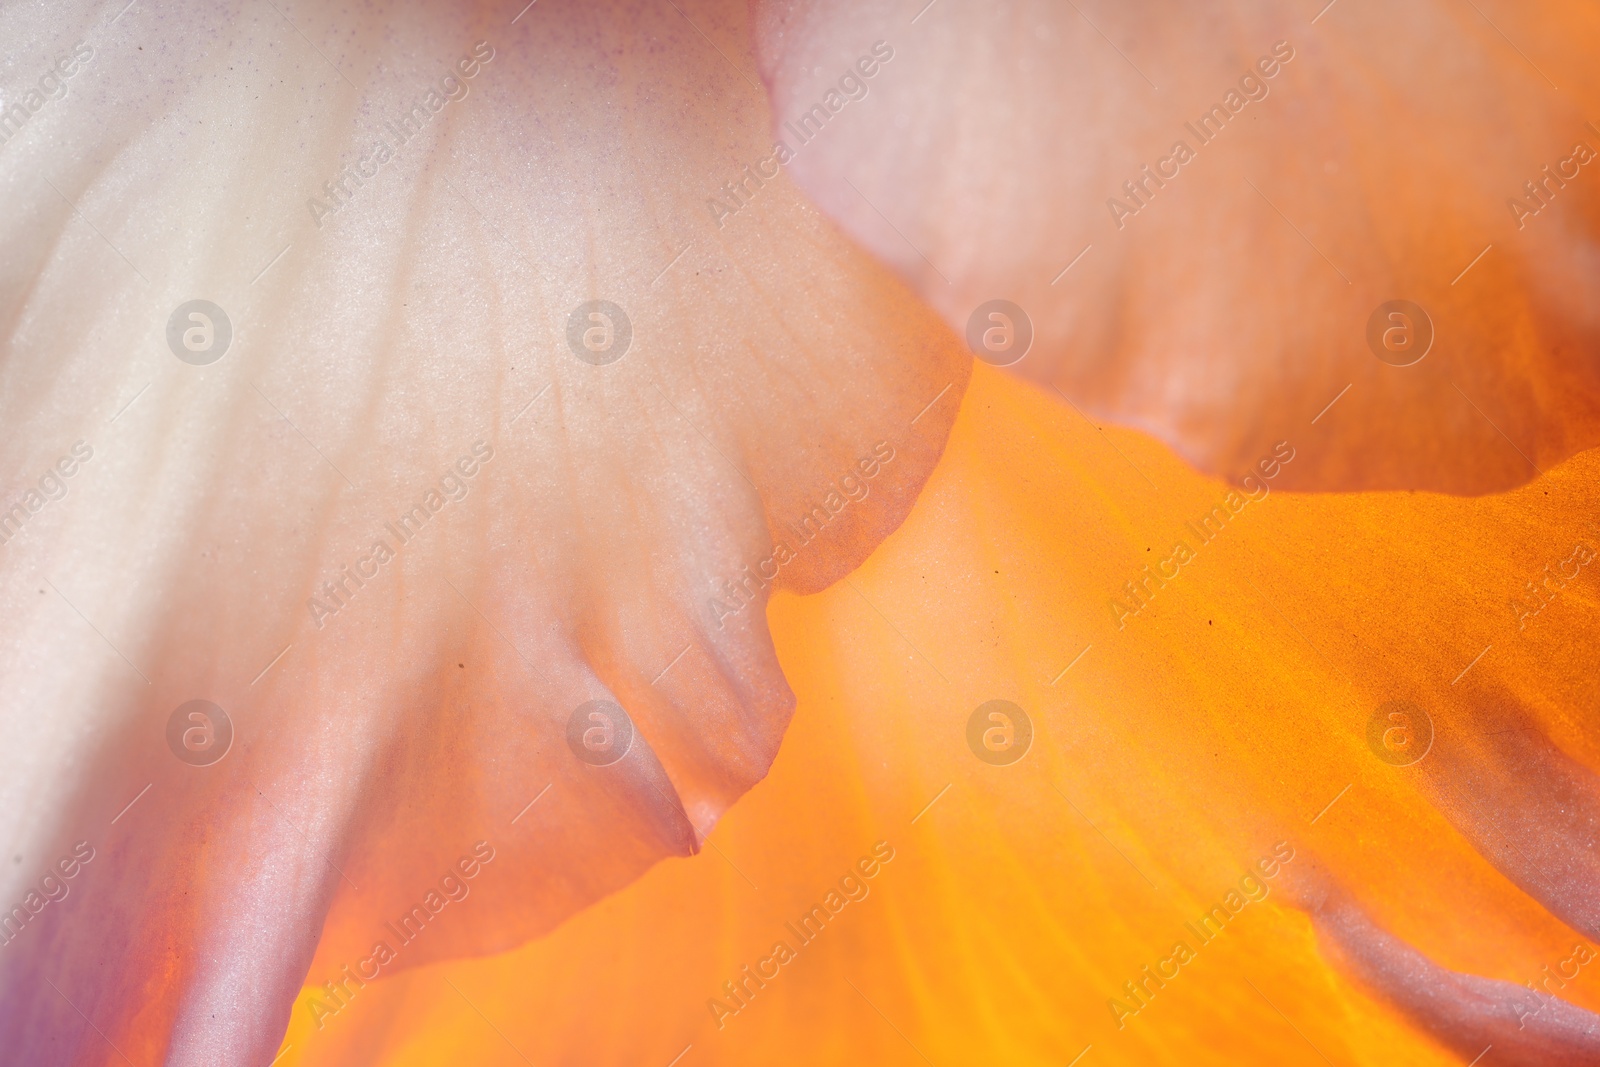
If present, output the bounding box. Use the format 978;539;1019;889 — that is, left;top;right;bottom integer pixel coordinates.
280;364;1600;1063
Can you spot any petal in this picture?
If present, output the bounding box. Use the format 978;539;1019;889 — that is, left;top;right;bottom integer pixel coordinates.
753;0;1600;492
0;1;966;1063
285;365;1600;1063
